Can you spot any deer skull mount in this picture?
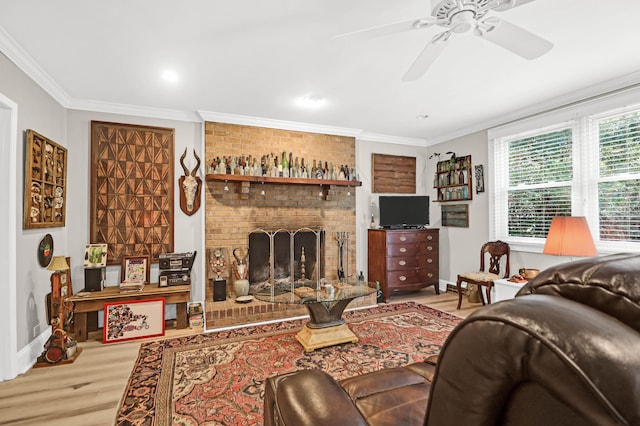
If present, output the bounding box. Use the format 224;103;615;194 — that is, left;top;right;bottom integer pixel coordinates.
179;148;202;216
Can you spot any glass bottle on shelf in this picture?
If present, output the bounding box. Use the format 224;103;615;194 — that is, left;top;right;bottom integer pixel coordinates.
459;169;465;185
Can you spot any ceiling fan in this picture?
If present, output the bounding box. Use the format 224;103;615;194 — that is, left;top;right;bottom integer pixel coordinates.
338;0;553;81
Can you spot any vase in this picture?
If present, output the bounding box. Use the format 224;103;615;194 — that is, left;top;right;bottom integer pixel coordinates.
234;279;250;297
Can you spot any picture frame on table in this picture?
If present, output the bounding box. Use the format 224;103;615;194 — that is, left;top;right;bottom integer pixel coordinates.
84;243;108;267
103;298;165;343
121;255;150;284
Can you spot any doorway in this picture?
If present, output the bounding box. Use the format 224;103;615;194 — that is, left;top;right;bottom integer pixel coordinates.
0;92;18;380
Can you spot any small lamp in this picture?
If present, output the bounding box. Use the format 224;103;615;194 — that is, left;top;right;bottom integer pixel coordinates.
543;216;597;257
47;256;70;273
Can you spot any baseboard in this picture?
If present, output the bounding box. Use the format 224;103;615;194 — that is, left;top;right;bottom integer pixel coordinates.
17;328;51;377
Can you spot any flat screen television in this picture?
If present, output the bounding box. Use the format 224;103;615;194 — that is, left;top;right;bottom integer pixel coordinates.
379;195;430;229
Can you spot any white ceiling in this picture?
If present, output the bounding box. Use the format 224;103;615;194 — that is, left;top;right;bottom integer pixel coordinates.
1;0;640;145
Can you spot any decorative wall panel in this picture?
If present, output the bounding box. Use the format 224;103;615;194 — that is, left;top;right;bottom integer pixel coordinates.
371;154;416;193
90;121;174;265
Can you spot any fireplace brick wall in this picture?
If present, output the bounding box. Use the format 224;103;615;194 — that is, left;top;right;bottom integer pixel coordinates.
204;122;370;328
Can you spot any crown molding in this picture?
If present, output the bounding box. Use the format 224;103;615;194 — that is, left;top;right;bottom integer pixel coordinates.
357;132;427;147
67;98;201;122
0;25;71;107
197;110;362;138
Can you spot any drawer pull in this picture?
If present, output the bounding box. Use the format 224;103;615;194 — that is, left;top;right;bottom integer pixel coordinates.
427;258;433;264
399;247;407;253
399;236;407;241
399;260;407;266
427;246;433;251
427;235;433;240
399;276;407;281
427;273;433;278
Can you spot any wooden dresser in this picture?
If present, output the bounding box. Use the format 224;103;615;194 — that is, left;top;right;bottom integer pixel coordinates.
367;228;439;303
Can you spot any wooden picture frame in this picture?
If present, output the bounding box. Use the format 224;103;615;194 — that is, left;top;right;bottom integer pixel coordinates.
103;298;165;343
121;255;150;284
23;130;67;229
90;121;174;266
442;204;469;227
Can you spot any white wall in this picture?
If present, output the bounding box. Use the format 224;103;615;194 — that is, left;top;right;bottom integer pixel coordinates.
66;110;205;302
0;52;67;353
428;130;577;284
355;139;428;278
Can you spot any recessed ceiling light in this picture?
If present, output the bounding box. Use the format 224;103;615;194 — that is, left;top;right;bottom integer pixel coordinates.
298;95;325;108
416;114;429;119
161;70;179;82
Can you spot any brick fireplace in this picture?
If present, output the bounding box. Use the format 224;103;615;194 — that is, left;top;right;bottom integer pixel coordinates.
203;122;373;329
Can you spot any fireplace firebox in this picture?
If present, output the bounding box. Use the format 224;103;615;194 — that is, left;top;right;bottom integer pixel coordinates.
248;228;325;294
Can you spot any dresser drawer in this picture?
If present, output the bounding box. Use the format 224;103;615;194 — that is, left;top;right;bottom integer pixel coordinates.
386;255;437;271
386;231;438;245
386;268;437;286
386;242;438;257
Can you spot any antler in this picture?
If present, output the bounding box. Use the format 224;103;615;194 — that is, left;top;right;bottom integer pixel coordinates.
191;150;201;176
233;248;248;264
179;148;189;176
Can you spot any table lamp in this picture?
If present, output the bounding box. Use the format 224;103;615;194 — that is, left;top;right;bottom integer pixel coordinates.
543;216;598;257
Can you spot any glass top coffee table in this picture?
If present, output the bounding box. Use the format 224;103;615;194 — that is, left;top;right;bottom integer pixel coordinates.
254;280;376;352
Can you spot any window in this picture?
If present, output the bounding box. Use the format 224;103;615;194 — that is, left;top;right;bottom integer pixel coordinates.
490;89;640;253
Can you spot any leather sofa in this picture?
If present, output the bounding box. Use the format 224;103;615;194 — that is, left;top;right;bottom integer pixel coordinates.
264;253;640;425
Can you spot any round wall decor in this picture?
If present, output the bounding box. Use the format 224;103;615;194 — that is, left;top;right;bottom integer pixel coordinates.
38;233;54;267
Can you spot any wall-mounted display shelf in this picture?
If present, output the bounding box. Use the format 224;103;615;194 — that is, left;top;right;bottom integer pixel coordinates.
205;174;362;200
433;154;472;202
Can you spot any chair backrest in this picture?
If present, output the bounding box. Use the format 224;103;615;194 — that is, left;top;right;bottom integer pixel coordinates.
480;241;510;278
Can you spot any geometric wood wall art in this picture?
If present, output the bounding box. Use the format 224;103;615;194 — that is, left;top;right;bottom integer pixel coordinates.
90;121;174;266
371;153;416;193
23;130;68;229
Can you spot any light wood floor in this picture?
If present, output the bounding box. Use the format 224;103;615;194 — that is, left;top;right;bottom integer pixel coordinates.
0;289;480;426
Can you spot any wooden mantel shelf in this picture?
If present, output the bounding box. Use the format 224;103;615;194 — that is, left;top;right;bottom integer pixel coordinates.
205;173;362;187
205;173;361;200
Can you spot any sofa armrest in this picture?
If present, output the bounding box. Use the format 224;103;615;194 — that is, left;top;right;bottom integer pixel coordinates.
272;369;368;426
425;295;640;426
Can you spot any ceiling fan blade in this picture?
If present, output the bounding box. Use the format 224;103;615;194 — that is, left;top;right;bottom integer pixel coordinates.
480;18;552;59
402;33;450;82
493;0;537;12
333;17;435;40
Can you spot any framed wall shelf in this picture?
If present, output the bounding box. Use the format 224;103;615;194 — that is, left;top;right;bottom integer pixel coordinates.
433;154;472;202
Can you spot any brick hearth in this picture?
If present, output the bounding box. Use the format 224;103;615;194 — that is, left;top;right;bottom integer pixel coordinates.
205;293;377;329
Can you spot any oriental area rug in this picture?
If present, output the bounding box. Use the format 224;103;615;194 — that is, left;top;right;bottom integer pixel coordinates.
115;302;461;426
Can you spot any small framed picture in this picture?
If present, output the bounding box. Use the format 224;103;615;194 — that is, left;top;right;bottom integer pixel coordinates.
120;255;150;284
84;243;108;267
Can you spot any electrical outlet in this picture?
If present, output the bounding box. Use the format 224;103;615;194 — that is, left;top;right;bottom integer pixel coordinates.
33;324;40;337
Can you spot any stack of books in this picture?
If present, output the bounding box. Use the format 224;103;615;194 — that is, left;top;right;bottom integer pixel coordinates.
188;302;204;329
119;280;144;293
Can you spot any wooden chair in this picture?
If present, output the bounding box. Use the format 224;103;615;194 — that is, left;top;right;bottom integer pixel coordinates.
456;241;510;309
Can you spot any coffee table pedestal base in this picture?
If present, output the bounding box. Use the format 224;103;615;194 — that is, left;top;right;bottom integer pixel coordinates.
296;323;358;352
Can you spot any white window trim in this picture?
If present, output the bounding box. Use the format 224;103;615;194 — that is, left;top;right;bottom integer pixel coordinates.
489;86;640;254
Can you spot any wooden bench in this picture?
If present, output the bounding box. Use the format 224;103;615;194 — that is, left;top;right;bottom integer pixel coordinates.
66;284;191;342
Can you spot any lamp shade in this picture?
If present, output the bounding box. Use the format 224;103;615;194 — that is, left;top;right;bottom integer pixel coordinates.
543;216;597;257
47;256;70;272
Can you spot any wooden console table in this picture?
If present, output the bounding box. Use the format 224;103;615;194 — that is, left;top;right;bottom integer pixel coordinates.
67;284;191;342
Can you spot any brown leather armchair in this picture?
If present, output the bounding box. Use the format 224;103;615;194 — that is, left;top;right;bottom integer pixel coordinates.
264;253;640;426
